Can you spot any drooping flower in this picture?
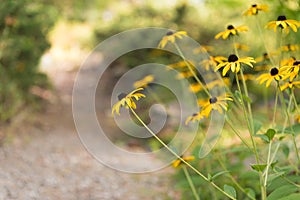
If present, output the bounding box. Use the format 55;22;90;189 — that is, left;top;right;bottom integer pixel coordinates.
112;88;146;115
172;155;195;168
243;4;268;16
281;60;300;81
133;75;154;89
280;80;300;91
256;67;284;87
185;95;233;124
215;25;248;40
158;31;187;48
200;56;227;71
216;54;256;76
281;44;299;52
266;15;300;33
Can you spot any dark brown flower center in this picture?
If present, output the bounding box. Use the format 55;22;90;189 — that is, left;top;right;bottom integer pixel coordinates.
252;4;257;7
166;31;174;36
277;15;287;21
227;25;235;30
293;61;300;66
192;113;198;117
118;93;127;100
228;54;239;62
270;68;279;76
209;97;217;104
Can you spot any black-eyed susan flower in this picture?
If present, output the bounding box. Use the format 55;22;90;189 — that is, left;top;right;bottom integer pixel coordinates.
193;45;214;54
243;4;268;16
133;75;154;88
185;112;205;125
166;60;195;70
280;80;300;91
281;44;299;52
234;43;250;51
185;95;233;124
158;31;187;48
266;15;300;33
216;54;256;76
296;115;300;123
281;57;296;66
200;56;227;71
172;155;195;168
200;95;233;118
215;25;248;40
256;67;284;87
281;60;300;81
112;88;146;115
255;53;269;63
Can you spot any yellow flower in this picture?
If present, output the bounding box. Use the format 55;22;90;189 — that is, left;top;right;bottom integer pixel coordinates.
185;112;205;125
189;78;230;93
158;31;187;48
266;15;300;33
176;71;194;79
234;43;250;51
296;115;300;124
166;60;195;70
256;67;284;87
281;44;299;52
243;4;268;16
255;52;274;63
215;25;248;40
172;155;195;168
193;45;214;54
133;75;154;88
112;88;146;115
200;56;227;71
185;95;233;124
281;60;300;81
280;80;300;91
281;57;296;66
216;54;256;76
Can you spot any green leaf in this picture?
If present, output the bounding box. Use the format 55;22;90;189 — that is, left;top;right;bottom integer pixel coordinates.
253;120;262;135
251;164;267;172
265;129;276;142
212;170;229;180
224;184;236;199
245;188;255;199
242;94;252;103
234;90;242;104
267;171;285;185
278;124;300;134
278;193;300;200
267;185;298;200
282;144;290;158
255;129;276;143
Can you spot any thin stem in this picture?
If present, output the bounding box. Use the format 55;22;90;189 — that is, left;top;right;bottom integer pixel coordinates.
129;107;237;200
278;85;300;171
173;42;211;97
272;89;279;127
264;141;273;187
183;166;200;200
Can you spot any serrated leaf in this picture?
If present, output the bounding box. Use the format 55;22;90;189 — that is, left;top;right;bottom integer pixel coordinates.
267;185;298;200
251;164;267;172
224;184;236;199
212;170;229;180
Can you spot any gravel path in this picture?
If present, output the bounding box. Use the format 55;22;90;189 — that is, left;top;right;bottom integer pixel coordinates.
0;58;180;200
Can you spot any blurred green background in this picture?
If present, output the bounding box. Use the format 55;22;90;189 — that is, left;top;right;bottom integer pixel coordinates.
1;0;299;124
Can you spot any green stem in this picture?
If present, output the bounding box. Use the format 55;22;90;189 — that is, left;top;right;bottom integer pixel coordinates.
264;141;273;187
272;89;279;127
129;107;237;200
173;42;211;97
183;166;200;200
278;85;300;171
